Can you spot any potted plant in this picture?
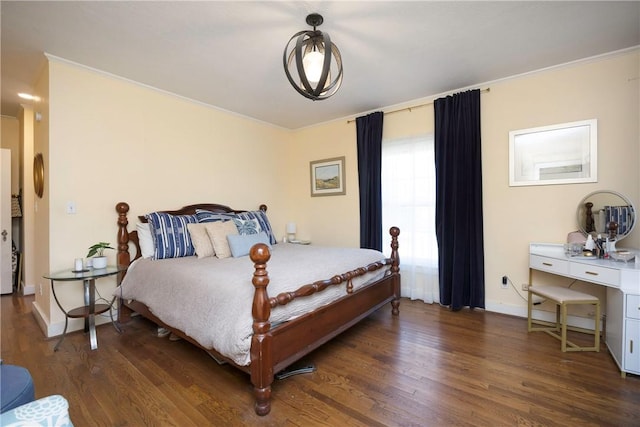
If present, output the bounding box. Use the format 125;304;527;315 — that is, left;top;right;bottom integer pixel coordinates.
86;242;114;269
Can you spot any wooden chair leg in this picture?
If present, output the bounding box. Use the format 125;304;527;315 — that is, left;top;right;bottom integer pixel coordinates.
527;290;533;332
594;301;601;351
561;303;568;352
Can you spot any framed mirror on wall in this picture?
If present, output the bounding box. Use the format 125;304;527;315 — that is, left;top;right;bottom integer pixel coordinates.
509;119;597;187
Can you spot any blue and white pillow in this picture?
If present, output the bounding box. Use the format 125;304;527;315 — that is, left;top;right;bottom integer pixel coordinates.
146;212;198;259
235;210;277;245
195;209;236;223
233;218;260;235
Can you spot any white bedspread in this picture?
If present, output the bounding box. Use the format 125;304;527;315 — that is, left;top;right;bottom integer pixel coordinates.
114;243;389;366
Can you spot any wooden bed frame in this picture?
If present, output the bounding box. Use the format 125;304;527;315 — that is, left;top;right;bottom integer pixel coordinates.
115;202;400;416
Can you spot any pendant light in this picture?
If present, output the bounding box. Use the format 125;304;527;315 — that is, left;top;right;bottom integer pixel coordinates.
283;13;343;100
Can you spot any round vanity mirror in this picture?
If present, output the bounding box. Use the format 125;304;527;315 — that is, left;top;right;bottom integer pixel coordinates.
576;190;636;240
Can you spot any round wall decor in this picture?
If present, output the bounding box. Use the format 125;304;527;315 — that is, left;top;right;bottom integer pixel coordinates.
33;153;44;198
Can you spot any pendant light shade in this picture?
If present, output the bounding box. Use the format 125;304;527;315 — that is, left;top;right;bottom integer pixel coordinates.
283;13;343;100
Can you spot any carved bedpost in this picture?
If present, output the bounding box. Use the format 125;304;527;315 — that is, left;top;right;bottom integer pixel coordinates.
585;202;594;233
115;202;132;323
249;243;273;416
116;202;131;278
389;226;401;316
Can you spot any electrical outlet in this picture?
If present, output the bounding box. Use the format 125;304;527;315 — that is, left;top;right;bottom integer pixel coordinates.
522;283;529;291
501;276;508;289
39;283;43;295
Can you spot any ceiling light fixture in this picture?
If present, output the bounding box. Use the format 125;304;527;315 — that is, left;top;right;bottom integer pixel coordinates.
18;93;40;101
283;13;343;101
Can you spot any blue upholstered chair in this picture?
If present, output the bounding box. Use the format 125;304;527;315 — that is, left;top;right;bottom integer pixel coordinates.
0;395;72;426
0;364;34;413
0;363;73;426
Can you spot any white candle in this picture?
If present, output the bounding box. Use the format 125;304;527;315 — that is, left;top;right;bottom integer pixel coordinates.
74;258;83;271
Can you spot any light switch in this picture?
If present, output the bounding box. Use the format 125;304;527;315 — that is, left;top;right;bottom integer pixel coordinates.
66;201;76;214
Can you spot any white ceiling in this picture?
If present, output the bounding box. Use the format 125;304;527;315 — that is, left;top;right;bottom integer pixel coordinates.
2;1;639;130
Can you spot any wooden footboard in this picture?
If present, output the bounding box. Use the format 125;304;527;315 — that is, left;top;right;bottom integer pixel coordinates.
249;233;400;415
115;202;400;416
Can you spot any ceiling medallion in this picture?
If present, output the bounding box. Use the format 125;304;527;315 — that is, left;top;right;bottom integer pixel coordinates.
283;13;343;100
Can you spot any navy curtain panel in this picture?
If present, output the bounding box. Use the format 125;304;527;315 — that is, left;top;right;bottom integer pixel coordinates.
356;111;384;250
434;89;485;310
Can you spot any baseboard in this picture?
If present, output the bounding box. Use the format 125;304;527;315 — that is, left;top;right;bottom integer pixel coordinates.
23;284;35;295
31;300;51;337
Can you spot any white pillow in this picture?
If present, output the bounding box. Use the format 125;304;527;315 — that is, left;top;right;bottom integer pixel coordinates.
136;222;155;259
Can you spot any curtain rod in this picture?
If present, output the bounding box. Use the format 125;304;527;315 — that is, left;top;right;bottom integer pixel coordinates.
347;87;490;124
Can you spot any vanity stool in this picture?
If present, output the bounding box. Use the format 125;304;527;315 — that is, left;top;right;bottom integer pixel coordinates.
527;285;600;352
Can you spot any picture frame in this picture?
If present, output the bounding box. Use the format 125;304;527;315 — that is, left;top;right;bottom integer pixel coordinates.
310;156;346;197
509;119;597;187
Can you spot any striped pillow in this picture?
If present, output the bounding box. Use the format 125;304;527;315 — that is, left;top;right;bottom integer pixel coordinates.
195;209;237;223
146;212;198;259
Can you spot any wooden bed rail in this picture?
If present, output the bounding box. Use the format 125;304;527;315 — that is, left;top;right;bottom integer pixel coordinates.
267;259;392;308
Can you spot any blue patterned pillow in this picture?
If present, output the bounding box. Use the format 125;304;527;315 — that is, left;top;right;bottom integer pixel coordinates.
233;218;260;235
146;212;198;259
195;209;237;223
235;210;277;244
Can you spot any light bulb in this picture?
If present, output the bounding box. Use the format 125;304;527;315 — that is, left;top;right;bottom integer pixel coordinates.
302;50;324;84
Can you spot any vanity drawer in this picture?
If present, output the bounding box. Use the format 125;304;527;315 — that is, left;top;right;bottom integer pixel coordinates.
627;294;640;320
569;262;620;286
530;255;569;275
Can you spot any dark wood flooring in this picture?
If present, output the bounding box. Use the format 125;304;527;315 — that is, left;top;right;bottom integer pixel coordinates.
2;294;639;426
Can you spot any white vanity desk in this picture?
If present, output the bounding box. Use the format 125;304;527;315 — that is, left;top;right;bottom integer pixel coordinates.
529;243;640;377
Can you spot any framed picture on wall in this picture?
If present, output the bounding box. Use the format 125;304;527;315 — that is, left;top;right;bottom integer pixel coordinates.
509;119;597;186
310;156;346;197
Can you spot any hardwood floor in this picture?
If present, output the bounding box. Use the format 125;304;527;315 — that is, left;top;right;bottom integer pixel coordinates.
2;294;639;426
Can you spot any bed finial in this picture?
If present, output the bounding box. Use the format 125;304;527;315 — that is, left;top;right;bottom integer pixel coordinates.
389;226;400;274
389;226;400;315
249;243;273;415
116;202;131;283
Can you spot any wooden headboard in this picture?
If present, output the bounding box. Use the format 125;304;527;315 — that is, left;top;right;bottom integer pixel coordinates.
115;202;268;280
134;203;267;222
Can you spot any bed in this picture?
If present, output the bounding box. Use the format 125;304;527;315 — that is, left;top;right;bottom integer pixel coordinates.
114;201;400;416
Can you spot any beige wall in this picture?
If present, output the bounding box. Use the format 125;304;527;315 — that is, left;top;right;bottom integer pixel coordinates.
286;102;435;246
289;49;639;317
21;49;640;336
285;120;360;245
18;107;36;300
481;51;639;315
31;58;292;335
32;63;51;328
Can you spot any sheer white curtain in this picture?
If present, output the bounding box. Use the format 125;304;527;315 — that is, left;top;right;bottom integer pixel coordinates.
382;135;439;304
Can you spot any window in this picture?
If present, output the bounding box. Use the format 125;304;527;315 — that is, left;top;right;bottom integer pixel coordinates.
382;134;439;303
